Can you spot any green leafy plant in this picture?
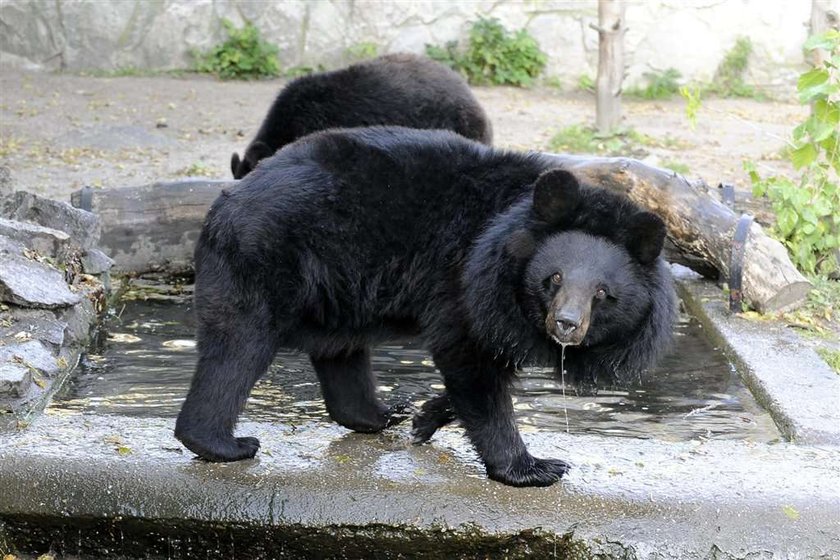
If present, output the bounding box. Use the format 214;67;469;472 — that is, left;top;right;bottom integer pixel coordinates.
680;85;703;129
627;68;682;100
661;159;690;174
548;124;678;157
425;18;546;87
577;74;595;92
346;41;379;62
745;31;840;275
194;19;280;80
710;36;758;98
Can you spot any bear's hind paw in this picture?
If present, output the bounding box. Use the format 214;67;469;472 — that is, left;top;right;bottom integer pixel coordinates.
488;456;570;487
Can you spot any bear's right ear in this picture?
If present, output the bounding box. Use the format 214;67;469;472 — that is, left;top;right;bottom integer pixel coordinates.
533;169;581;226
230;152;242;178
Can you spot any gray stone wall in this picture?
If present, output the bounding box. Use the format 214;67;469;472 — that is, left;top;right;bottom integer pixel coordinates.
0;0;837;89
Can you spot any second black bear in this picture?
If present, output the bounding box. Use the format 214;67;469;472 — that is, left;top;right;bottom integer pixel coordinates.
230;53;493;179
178;127;676;487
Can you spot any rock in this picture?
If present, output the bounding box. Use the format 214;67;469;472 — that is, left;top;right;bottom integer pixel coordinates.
0;166;12;197
81;248;114;275
0;363;31;398
0;340;59;377
0;217;71;260
0;308;67;348
0;253;82;309
61;297;96;346
1;191;101;250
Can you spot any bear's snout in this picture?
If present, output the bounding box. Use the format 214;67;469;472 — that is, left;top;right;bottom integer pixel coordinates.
544;291;590;346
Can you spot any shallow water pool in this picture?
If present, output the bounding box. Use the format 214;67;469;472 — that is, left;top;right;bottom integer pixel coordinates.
51;300;780;442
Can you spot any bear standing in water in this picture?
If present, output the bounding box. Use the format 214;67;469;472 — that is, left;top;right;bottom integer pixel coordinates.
177;127;676;487
230;53;493;179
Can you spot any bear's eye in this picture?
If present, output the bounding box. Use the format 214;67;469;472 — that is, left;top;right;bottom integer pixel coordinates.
595;287;608;300
550;272;563;285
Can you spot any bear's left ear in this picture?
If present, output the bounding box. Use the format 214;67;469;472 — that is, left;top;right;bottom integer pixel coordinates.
532;169;581;226
626;211;667;265
230;152;242;178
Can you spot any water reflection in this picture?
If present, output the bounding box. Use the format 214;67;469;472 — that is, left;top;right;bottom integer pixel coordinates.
52;301;779;442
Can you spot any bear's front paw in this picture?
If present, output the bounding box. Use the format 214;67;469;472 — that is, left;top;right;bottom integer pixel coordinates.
487;456;570;487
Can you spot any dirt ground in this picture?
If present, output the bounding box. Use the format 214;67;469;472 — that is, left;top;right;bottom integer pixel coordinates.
0;70;805;218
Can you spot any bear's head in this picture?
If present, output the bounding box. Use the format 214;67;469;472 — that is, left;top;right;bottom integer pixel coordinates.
231;141;275;180
522;229;661;348
523;168;668;348
464;167;674;376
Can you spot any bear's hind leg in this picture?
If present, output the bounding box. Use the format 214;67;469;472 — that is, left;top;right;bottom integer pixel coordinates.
411;393;456;444
311;347;409;433
175;320;278;462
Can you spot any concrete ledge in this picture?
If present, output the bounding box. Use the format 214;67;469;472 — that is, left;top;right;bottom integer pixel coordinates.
677;277;840;445
1;414;839;559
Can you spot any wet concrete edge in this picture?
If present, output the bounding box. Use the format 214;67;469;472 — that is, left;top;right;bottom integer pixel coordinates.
677;277;840;445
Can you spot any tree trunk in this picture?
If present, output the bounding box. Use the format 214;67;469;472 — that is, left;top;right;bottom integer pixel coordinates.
544;154;811;313
71;158;812;313
593;0;626;134
809;0;840;67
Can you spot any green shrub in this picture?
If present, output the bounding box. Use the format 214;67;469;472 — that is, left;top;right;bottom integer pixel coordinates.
627;68;682;100
745;31;840;276
577;74;595;92
425;18;547;87
710;36;757;98
346;42;379;62
548;125;673;157
195;19;279;80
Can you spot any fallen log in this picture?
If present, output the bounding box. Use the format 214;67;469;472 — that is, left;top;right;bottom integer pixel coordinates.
545;154;811;313
71;156;811;313
71;179;232;276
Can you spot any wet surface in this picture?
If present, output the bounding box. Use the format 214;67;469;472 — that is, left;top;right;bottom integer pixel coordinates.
51;300;779;442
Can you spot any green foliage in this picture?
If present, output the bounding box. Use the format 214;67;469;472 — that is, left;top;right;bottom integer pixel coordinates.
680;85;703;129
194;19;279;80
577;74;595;92
709;36;757;98
661;159;690;174
745;31;840;276
346;41;379;62
548;124;679;157
425;18;547;87
817;347;840;373
627;68;682;100
283;65;322;78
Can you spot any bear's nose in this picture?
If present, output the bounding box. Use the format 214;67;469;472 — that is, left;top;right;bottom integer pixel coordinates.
554;312;581;335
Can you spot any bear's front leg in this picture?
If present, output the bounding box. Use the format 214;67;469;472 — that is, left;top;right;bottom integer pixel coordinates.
432;347;570;487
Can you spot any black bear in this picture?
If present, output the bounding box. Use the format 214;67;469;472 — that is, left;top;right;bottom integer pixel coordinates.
177;127;677;487
230;53;493;179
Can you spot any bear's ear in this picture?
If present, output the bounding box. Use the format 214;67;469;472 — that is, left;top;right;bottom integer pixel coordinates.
230;152;241;178
626;211;666;265
247;141;274;162
533;169;581;226
505;229;537;260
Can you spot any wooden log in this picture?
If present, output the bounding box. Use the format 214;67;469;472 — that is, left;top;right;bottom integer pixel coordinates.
71;156;811;313
544;154;812;313
70;179;232;275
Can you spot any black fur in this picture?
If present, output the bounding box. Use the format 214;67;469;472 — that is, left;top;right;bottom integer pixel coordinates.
177;127;676;487
230;53;493;179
